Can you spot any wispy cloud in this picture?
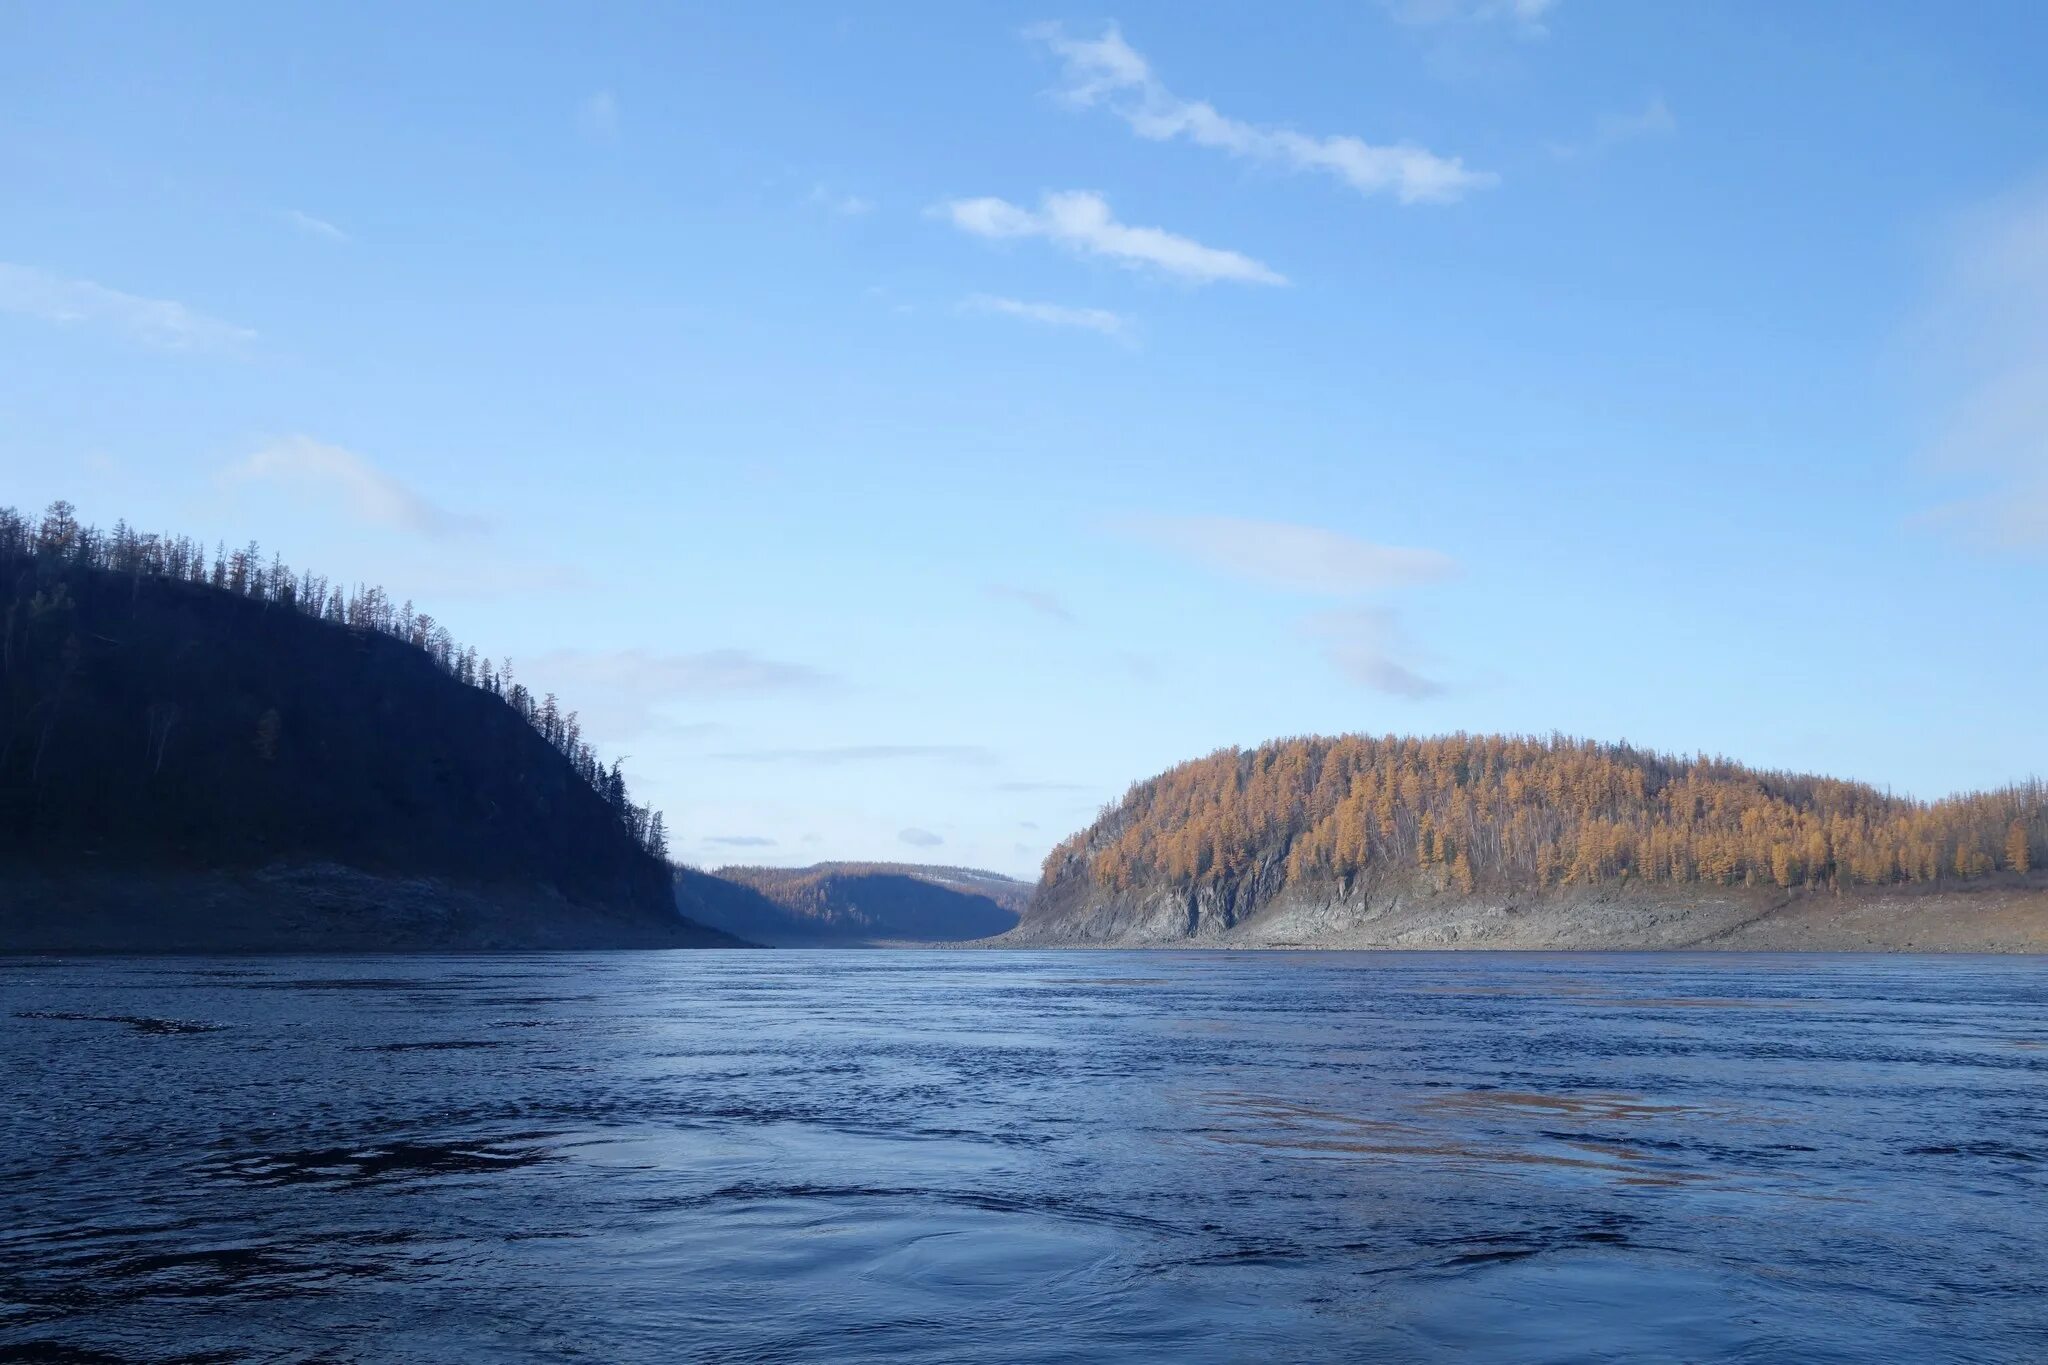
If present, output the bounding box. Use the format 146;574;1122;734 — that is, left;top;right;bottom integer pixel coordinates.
1915;185;2048;550
810;183;874;217
282;209;348;243
0;263;255;353
1301;606;1444;698
383;557;592;601
527;649;837;739
937;191;1285;286
1385;0;1557;37
577;90;620;139
222;437;485;536
899;827;945;848
995;780;1092;793
965;293;1132;342
1547;96;1675;159
712;745;998;768
984;584;1077;623
1031;25;1495;205
1120;515;1459;593
1117;651;1164;683
705;835;778;847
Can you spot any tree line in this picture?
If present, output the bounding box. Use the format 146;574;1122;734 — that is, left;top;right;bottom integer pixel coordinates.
1;500;669;860
1055;733;2042;898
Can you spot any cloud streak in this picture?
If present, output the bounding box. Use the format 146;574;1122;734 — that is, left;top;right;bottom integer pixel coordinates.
712;745;998;768
577;90;620;139
1301;607;1444;698
965;294;1132;342
984;584;1077;623
1032;25;1495;205
282;209;349;242
527;648;837;739
0;263;256;353
1548;97;1675;159
1384;0;1557;36
810;184;874;217
222;437;485;537
1120;515;1459;594
899;827;944;848
938;191;1285;286
1916;186;2048;550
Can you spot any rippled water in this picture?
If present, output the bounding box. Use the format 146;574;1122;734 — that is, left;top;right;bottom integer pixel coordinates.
4;951;2044;1363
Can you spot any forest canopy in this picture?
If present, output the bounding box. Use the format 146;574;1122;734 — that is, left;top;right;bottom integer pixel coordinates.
1050;733;2043;899
1;499;670;861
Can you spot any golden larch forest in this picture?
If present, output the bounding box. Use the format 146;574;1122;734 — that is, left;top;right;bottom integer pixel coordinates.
1054;735;2043;897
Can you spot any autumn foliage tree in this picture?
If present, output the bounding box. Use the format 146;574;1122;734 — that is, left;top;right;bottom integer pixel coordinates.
1048;734;2044;902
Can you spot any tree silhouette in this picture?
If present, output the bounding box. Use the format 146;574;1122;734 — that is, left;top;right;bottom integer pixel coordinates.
0;500;672;859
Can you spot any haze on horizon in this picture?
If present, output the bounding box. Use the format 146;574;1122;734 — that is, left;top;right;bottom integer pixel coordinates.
4;1;2046;878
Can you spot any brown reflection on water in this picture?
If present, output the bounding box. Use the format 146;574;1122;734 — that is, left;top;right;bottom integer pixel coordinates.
1419;1090;1717;1122
1597;996;1829;1011
1193;1089;1732;1187
1413;982;1828;1012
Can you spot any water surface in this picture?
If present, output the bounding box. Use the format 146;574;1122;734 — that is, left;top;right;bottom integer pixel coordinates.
3;951;2043;1362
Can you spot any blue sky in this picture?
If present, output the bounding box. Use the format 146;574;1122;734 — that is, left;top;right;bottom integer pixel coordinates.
6;1;2047;877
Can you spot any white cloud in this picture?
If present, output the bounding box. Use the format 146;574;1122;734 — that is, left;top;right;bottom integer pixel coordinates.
1121;515;1459;593
1301;607;1444;698
937;190;1285;286
1916;186;2048;550
577;90;620;139
965;294;1132;341
282;209;349;243
527;649;837;740
704;835;778;847
1385;0;1557;37
984;583;1078;623
1031;25;1495;205
222;436;485;536
1548;96;1675;159
899;827;945;848
0;263;255;353
810;184;874;216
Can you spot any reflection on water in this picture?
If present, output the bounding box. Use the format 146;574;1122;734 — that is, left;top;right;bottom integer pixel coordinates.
3;951;2045;1363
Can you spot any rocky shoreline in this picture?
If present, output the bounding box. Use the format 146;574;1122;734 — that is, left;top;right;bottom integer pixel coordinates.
994;882;2048;953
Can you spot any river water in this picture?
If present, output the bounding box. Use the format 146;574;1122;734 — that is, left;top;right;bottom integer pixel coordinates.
3;951;2043;1362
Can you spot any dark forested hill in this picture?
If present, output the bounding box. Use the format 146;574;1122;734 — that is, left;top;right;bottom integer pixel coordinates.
1;501;740;951
1010;734;2048;951
698;862;1027;944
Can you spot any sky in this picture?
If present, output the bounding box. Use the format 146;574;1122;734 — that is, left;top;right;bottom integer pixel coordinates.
5;1;2048;878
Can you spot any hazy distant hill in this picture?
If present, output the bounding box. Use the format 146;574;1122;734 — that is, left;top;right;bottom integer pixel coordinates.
700;862;1028;944
0;502;741;951
1008;733;2048;952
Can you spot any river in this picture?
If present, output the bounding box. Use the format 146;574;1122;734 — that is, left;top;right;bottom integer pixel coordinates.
4;950;2043;1362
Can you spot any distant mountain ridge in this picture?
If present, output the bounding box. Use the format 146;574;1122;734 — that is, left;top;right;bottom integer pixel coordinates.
700;862;1028;944
1007;733;2048;952
1;501;740;951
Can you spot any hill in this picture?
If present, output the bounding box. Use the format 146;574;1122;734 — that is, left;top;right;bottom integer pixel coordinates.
1;501;742;951
1006;733;2048;951
700;862;1028;944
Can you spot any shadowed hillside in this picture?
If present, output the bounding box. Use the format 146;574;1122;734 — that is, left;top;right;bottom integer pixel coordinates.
1;501;741;951
700;862;1028;944
1010;733;2048;950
